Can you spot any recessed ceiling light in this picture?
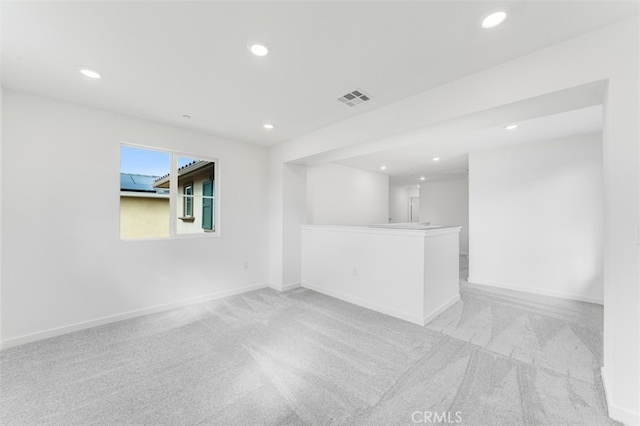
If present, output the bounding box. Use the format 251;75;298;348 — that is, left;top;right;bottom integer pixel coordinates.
263;123;274;130
420;177;426;181
504;124;518;130
481;10;507;29
78;66;102;79
380;166;387;170
432;157;440;162
182;114;191;119
249;43;269;57
417;185;420;188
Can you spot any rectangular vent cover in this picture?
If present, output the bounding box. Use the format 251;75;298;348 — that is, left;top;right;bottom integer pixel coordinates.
337;89;372;107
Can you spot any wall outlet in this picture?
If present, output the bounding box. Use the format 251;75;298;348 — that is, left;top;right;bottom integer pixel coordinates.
243;261;249;270
352;268;358;277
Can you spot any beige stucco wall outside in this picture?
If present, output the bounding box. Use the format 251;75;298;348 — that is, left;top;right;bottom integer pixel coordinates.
120;195;169;239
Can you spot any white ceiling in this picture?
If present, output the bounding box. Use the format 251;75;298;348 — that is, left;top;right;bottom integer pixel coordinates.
336;105;603;186
1;1;636;147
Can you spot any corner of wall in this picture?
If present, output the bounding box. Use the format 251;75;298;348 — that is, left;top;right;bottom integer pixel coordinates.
268;282;301;292
601;367;640;426
268;283;283;292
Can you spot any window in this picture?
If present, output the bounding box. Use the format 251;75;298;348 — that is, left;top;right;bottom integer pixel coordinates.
182;183;194;220
119;144;218;240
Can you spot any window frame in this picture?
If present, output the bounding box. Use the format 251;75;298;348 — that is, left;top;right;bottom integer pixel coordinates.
119;142;220;240
180;181;195;221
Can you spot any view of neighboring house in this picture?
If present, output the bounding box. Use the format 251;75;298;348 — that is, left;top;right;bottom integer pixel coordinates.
120;161;216;238
119;173;169;239
155;160;215;234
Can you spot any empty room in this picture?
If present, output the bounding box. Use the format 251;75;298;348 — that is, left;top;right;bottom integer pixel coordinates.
1;1;638;425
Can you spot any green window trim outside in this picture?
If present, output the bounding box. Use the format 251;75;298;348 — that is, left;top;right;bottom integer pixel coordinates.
202;179;214;231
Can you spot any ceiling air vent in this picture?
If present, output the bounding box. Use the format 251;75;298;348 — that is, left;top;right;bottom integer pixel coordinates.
337;89;372;107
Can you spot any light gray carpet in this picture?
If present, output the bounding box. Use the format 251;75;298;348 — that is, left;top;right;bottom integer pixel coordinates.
1;283;614;425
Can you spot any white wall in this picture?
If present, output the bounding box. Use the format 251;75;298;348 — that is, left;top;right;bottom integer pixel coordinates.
389;185;408;223
306;163;389;226
1;90;270;347
302;225;460;325
469;134;604;303
281;163;307;290
419;179;469;255
0;84;3;348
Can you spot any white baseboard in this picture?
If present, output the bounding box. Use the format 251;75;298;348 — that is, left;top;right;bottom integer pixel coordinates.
282;282;302;291
601;367;640;425
0;283;269;351
423;294;460;325
302;282;425;326
467;277;604;305
601;367;612;416
268;282;301;292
